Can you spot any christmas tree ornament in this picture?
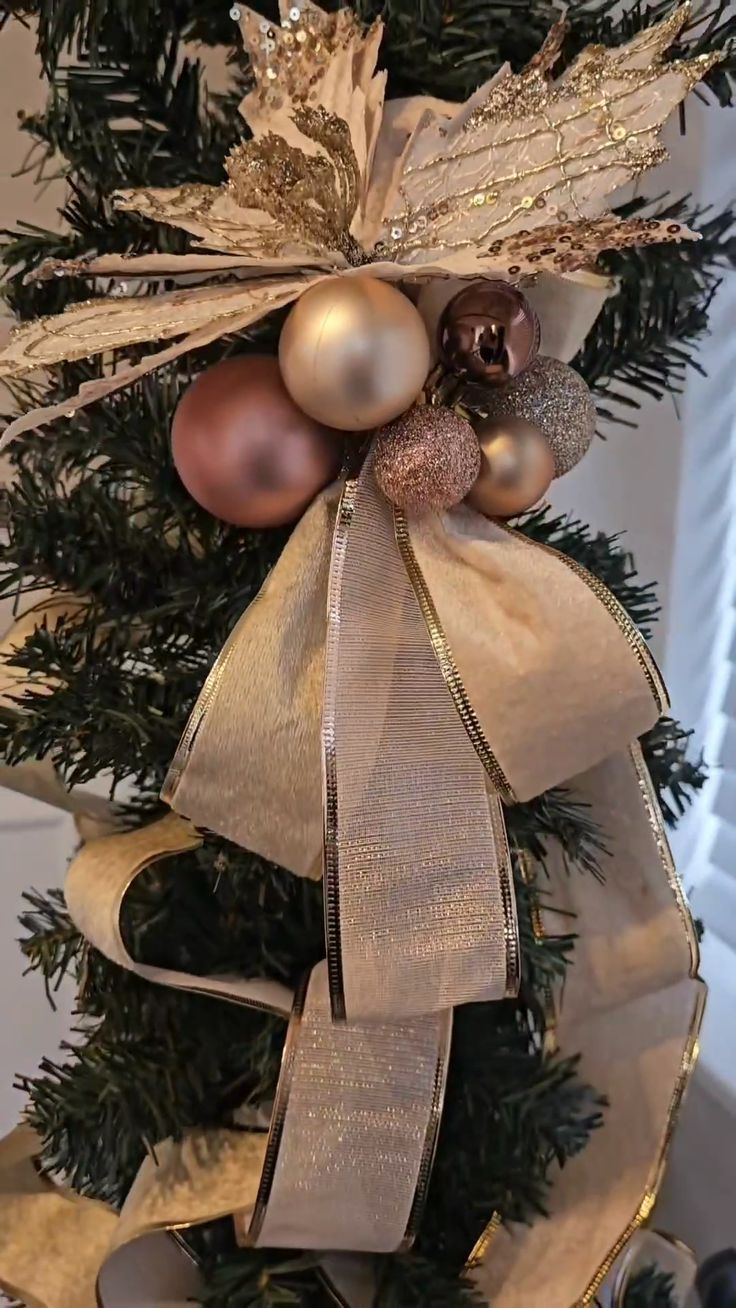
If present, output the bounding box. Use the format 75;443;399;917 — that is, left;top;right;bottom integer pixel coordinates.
278;277;431;431
0;3;716;445
481;356;597;477
439;281;540;384
171;356;341;527
373;406;481;513
466;417;555;518
0;3;720;1307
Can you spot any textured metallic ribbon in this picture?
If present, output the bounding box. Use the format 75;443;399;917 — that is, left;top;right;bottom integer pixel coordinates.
164;455;664;1022
0;746;704;1308
0;809;451;1305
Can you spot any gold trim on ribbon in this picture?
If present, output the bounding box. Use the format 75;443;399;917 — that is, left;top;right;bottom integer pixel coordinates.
393;505;520;1000
246;974;310;1245
400;1008;455;1251
580;987;704;1304
466;1211;503;1269
500;525;669;718
577;743;703;1305
162;636;239;806
464;744;704;1302
394;506;516;802
322;476;360;1022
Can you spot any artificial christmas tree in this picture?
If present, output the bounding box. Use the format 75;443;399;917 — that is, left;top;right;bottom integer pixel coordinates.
0;1;734;1304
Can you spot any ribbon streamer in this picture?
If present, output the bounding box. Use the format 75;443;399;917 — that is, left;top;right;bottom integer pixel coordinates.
0;273;704;1303
0;745;704;1308
323;458;517;1019
0;811;450;1305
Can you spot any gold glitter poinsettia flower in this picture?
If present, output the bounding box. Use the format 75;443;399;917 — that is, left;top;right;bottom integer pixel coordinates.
0;0;718;446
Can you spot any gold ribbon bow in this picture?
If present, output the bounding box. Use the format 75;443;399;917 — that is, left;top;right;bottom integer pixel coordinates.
164;449;665;1022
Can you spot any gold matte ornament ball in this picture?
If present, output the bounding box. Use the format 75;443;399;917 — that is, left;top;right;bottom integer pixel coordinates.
466;417;555;519
481;355;597;476
374;405;481;514
279;276;432;431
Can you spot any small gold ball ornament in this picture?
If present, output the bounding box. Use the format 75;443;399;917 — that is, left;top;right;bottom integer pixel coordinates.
374;405;481;514
279;276;432;431
466;417;555;519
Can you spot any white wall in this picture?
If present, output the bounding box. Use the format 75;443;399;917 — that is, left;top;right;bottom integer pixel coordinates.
553;94;736;1101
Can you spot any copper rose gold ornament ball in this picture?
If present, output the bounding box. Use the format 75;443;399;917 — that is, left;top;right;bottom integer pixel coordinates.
278;276;432;431
171;355;342;528
466;417;554;519
373;405;481;514
439;281;540;385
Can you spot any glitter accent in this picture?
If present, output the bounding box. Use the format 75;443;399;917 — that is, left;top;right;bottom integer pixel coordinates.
251;964;452;1251
225;105;361;257
482;355;597;477
374;405;481;513
381;4;720;265
0;5;718;422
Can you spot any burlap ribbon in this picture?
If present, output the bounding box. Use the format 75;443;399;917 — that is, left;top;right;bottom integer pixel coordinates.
164;452;665;1022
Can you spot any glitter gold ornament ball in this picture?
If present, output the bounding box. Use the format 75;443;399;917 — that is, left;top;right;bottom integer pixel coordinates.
279;276;432;432
481;355;597;476
374;405;481;513
467;417;555;518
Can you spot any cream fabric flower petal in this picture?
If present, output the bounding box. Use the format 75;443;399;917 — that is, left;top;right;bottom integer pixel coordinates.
25;251;314;285
0;275;321;450
113;184;339;264
381;11;719;268
0;279;316;378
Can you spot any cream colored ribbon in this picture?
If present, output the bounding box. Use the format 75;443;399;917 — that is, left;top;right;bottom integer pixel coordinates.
0;809;451;1304
164;460;664;1022
268;746;706;1308
0;744;703;1308
64;813;450;1251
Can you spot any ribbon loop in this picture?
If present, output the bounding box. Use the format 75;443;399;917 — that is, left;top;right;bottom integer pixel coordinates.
58;819;452;1265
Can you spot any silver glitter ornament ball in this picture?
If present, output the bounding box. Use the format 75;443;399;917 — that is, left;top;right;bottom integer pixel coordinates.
482;356;597;477
374;405;481;514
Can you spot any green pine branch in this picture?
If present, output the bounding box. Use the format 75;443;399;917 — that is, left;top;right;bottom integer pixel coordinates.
579;199;736;420
625;1265;678;1308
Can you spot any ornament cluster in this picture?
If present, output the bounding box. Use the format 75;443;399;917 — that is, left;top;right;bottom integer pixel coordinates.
171;275;597;527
